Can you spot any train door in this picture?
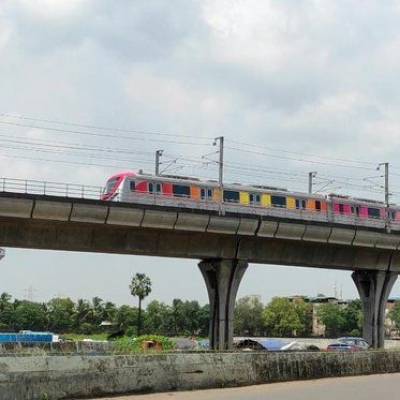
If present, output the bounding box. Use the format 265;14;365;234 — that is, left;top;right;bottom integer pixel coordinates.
201;188;213;201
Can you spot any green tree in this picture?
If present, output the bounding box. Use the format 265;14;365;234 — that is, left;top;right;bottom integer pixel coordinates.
263;297;302;337
144;300;173;335
74;299;93;332
341;300;362;336
129;273;152;336
234;296;265;336
293;301;313;337
47;297;75;332
12;301;47;331
0;292;13;330
317;303;346;337
115;305;138;332
389;302;400;331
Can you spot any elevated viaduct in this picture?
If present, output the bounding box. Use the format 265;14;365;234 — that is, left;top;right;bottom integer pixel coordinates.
0;188;399;349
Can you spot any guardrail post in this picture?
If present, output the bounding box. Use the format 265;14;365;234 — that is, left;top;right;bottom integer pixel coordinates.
81;185;84;198
43;181;46;195
66;184;69;198
2;178;5;192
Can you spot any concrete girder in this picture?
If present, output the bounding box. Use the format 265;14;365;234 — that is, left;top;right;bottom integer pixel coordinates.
32;200;71;221
328;227;356;245
198;259;248;350
0;198;33;218
207;216;240;234
106;207;144;227
237;218;259;236
70;204;108;224
352;269;398;348
141;210;177;229
275;222;306;240
174;213;209;232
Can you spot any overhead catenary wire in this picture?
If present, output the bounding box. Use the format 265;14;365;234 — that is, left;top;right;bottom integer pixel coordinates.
0;120;214;147
0;113;215;140
1;113;400;201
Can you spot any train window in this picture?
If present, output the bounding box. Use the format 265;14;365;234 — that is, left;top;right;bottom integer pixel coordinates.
338;204;344;214
106;178;118;193
130;181;136;191
223;190;240;203
368;207;381;219
249;193;261;204
315;201;321;211
271;195;287;208
295;199;307;209
156;183;162;193
149;183;154;193
391;211;396;220
201;188;213;200
173;185;190;197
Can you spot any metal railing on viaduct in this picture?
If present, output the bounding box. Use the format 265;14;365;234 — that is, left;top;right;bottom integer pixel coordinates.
0;177;399;350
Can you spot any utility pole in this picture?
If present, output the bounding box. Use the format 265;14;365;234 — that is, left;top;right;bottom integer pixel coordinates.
213;136;224;188
213;136;224;214
379;162;390;209
378;162;390;231
155;149;163;176
308;171;317;194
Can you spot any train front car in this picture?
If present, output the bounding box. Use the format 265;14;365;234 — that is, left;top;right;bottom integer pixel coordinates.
101;172;136;201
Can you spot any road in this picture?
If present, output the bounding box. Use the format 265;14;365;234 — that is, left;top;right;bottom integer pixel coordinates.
89;373;400;400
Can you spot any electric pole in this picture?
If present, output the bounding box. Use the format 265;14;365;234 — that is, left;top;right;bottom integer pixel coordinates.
378;162;390;231
308;171;317;194
213;136;224;189
213;136;224;214
155;149;163;176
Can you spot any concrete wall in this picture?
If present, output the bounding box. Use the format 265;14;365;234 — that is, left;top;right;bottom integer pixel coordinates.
2;351;400;399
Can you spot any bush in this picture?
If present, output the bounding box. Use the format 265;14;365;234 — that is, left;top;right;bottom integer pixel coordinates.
114;335;176;353
349;329;361;337
125;326;137;337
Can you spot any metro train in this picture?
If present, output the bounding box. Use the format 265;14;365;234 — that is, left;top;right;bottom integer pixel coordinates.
101;170;400;230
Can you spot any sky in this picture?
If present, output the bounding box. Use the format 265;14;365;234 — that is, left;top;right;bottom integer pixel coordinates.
1;0;400;306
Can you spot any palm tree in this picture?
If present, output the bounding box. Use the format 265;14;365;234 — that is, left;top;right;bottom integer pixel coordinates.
129;273;152;336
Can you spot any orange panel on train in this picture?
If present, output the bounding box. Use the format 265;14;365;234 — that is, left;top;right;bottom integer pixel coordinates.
191;186;201;200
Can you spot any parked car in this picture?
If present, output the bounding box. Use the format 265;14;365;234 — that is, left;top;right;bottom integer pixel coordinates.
327;337;370;352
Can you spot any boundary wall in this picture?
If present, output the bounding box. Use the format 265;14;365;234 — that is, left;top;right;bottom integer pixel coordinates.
2;351;400;399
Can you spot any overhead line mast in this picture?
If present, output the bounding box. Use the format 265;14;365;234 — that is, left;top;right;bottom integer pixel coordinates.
308;171;317;194
155;149;163;176
377;162;390;232
213;136;224;214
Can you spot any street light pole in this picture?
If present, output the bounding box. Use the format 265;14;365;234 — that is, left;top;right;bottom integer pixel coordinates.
155;149;163;176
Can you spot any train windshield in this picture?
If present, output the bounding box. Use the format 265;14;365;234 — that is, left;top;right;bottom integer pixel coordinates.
105;178;118;194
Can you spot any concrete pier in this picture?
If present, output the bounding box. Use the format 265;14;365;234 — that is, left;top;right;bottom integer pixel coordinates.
352;270;398;348
198;259;248;350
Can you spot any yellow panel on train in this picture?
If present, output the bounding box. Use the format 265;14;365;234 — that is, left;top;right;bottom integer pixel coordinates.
213;188;221;202
261;194;271;207
240;192;250;205
287;197;296;209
